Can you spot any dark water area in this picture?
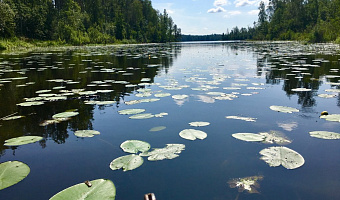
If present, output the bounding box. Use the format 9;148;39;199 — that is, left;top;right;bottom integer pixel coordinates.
0;42;340;200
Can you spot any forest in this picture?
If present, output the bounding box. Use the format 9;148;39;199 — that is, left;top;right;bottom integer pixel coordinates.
223;0;340;43
0;0;181;45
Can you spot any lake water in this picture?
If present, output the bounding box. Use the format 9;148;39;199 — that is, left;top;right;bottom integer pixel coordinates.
1;41;340;200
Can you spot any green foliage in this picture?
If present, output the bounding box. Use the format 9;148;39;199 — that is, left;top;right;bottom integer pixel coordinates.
0;2;16;38
223;0;340;43
2;0;180;45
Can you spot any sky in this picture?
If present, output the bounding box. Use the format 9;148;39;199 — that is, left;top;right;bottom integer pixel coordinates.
151;0;268;35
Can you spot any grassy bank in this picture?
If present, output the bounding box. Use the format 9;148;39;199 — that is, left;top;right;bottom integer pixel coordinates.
0;37;140;52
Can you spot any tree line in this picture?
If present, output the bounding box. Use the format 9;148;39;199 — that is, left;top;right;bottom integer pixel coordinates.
223;0;340;43
0;0;181;45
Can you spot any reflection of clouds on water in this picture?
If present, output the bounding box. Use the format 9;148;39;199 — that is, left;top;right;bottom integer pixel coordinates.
173;99;188;106
195;95;215;104
277;122;298;131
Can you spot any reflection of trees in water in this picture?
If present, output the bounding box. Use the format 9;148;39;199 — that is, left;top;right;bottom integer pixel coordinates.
260;52;340;108
0;44;180;154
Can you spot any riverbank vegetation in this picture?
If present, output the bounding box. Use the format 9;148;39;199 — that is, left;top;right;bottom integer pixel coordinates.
223;0;340;43
0;0;181;50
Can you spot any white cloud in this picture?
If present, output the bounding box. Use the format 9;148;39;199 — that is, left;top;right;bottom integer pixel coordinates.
234;0;257;7
248;10;259;15
207;6;226;13
224;10;242;18
167;10;174;14
214;0;229;6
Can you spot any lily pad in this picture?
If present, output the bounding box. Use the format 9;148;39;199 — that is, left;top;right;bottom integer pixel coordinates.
179;129;207;140
154;112;168;118
118;109;145;115
129;113;154;119
39;118;71;126
109;154;144;171
189;121;210;127
320;114;340;122
0;161;30;190
172;95;188;100
120;140;151;153
149;126;166;132
154;93;171;97
226;116;257;122
50;179;116;200
259;131;292;145
309;131;340;140
74;130;100;138
269;106;299;113
17;101;44;107
1;115;25;121
259;146;305;169
232;133;265;142
228;176;264;193
140;144;185;161
52;111;79;119
5;136;43;146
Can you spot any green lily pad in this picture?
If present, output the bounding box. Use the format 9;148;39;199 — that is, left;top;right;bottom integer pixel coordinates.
309;131;340;139
129;113;154;119
320;114;340;122
189;121;210;127
179;129;207;140
154;93;171;97
17;101;44;107
39;118;71;126
118;109;145;115
228;176;264;193
0;161;30;190
5;136;43;146
155;112;168;118
50;179;116;200
226;116;257;122
1;115;25;121
120;140;151;153
149;126;166;132
74;130;100;138
232;133;265;142
140;144;185;161
318;94;336;98
52;111;79;119
259;146;305;169
109;154;144;171
172;95;189;100
259;131;292;145
270;106;299;113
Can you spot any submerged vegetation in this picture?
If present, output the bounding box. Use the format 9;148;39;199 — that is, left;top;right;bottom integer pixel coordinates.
0;0;181;50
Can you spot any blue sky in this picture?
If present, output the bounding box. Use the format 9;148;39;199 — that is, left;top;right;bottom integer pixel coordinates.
152;0;267;35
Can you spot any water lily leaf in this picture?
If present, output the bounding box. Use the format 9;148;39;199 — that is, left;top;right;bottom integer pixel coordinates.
129;113;154;119
49;179;116;200
226;116;256;122
320;114;340;122
120;140;151;153
109;154;144;171
232;133;265;142
228;176;264;193
1;115;25;121
155;112;168;118
154;93;171;98
135;93;152;97
74;130;100;138
5;136;43;146
189;122;210;127
318;94;336;98
259;131;292;145
172;95;188;100
259;146;305;169
39;118;70;126
179;129;207;140
118;109;145;115
139;98;160;103
52;111;79;119
17;101;44;107
149;126;166;132
36;89;51;94
0;161;30;190
269;106;299;113
291;88;312;92
140;144;185;161
309;131;340;140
